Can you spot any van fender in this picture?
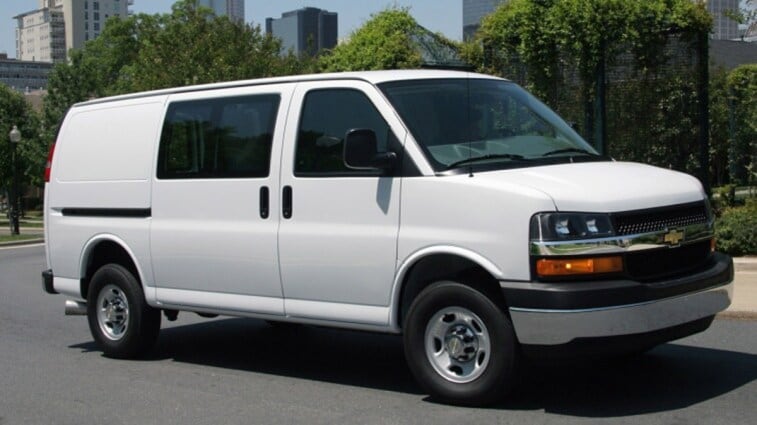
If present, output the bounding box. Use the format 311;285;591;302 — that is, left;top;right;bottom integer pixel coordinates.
388;245;503;331
79;234;156;305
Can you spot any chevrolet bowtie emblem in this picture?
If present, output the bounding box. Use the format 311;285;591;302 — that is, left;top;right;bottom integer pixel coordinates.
663;229;685;246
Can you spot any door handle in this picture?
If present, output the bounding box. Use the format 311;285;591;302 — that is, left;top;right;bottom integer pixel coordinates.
259;186;269;219
282;186;292;219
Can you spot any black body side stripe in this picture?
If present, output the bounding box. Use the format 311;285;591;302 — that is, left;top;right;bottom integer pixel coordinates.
61;208;152;218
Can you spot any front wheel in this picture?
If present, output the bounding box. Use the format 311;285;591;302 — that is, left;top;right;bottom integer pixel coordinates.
403;281;518;406
87;264;161;358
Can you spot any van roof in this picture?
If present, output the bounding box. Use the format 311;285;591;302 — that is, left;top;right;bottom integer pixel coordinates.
74;69;505;107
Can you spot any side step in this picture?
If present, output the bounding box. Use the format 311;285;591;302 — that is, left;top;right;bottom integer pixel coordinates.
65;300;87;316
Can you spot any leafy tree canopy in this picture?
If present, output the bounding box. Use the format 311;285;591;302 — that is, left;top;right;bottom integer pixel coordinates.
725;64;757;185
466;0;711;96
319;8;426;72
0;85;44;191
43;0;306;135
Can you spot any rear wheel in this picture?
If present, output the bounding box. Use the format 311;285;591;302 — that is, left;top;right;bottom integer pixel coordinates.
404;281;518;406
87;264;161;358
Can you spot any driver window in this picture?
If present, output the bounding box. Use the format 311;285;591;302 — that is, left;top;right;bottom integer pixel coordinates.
295;89;392;176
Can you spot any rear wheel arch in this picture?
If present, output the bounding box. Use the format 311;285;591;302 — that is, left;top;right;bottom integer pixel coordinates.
80;237;142;301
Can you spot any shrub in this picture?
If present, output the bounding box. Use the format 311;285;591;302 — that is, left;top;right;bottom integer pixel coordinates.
715;198;757;257
712;184;739;212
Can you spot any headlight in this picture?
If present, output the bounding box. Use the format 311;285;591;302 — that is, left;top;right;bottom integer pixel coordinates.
530;212;615;241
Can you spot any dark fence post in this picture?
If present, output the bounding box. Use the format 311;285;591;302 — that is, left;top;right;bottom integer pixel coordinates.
697;30;711;194
584;87;594;145
594;39;607;155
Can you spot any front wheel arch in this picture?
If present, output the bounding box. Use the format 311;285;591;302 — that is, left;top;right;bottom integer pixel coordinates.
395;253;508;330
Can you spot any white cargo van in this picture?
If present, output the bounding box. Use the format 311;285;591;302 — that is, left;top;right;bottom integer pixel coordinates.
42;70;733;405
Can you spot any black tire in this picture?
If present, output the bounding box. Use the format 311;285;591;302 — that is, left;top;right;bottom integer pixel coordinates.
403;281;518;406
87;264;161;358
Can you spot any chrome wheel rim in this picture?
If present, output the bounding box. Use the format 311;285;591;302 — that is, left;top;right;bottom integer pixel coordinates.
424;306;491;383
96;284;130;341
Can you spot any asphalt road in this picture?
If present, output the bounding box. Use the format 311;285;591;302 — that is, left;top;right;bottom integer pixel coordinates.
1;245;755;425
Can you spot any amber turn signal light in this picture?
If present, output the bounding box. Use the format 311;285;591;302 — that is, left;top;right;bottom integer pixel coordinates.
536;256;623;277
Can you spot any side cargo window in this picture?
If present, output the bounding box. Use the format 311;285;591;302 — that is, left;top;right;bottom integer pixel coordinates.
294;89;395;177
158;94;280;179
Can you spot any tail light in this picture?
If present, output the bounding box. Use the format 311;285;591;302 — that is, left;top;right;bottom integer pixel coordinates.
44;143;56;183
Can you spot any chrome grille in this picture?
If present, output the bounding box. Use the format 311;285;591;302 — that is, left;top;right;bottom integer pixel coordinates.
612;202;708;236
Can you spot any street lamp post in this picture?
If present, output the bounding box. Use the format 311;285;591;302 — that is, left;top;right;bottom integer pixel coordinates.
8;125;21;235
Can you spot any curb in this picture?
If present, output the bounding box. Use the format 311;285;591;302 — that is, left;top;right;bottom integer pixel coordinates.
0;238;45;248
717;310;757;320
733;257;757;272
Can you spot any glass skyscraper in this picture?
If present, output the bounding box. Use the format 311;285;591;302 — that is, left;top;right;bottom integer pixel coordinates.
462;0;506;40
265;7;338;56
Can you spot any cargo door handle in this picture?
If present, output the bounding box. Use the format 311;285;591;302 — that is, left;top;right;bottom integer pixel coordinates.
259;186;269;219
282;186;292;219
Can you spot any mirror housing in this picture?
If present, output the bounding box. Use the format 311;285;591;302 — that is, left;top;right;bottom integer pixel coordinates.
343;129;397;170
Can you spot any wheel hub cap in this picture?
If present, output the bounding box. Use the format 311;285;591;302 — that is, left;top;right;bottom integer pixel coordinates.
96;284;130;341
424;306;491;384
445;325;479;361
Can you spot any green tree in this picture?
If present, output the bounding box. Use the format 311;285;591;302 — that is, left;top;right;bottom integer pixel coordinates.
42;12;159;138
462;0;712;178
318;8;425;72
43;0;305;136
0;85;44;196
466;0;710;100
121;1;290;92
726;64;757;186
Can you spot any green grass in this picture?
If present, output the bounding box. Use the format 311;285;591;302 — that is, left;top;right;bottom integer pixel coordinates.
0;220;44;228
0;234;41;243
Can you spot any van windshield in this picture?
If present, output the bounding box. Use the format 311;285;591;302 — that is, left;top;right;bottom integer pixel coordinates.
379;78;606;172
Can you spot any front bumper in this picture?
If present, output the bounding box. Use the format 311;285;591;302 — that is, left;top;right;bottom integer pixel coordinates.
502;252;733;346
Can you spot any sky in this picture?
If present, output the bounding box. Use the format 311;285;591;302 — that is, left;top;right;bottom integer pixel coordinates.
0;0;463;58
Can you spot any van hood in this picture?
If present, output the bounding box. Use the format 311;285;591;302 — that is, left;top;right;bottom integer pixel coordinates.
477;161;705;212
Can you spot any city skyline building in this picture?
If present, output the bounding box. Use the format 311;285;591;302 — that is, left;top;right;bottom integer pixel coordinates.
462;0;505;41
706;0;740;40
0;52;53;91
196;0;244;23
13;1;65;62
14;0;131;63
265;7;337;56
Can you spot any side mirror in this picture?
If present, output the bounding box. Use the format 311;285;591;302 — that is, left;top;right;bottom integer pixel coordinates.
343;129;397;170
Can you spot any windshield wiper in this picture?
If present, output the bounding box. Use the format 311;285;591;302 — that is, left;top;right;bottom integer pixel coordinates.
540;147;598;157
446;153;531;169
